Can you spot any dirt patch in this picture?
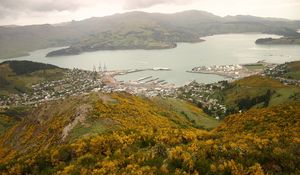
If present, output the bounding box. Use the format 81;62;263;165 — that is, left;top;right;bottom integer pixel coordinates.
61;104;91;141
99;94;117;104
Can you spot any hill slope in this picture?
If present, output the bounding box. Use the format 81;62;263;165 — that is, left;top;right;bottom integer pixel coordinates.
0;61;65;96
266;61;300;80
222;75;300;111
0;92;299;174
177;75;300;118
0;92;217;162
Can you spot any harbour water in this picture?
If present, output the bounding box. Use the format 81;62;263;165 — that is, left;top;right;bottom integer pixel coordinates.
3;33;300;85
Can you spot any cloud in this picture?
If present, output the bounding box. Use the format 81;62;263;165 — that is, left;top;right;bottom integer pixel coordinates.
0;0;299;25
0;0;103;19
122;0;192;10
0;0;191;19
0;0;98;19
0;0;84;12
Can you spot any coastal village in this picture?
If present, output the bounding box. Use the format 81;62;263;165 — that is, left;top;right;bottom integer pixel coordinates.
1;61;299;120
188;61;277;79
175;80;228;119
264;62;300;86
0;66;177;106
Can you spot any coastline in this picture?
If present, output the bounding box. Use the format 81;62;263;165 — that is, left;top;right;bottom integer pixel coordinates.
186;70;235;79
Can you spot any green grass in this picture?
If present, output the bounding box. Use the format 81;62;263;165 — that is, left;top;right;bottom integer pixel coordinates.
152;97;219;129
283;61;300;80
0;114;18;136
67;117;121;142
243;64;265;71
220;76;300;111
269;88;300;106
284;72;300;80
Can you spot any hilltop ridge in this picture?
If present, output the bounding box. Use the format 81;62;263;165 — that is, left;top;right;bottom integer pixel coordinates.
1;10;300;59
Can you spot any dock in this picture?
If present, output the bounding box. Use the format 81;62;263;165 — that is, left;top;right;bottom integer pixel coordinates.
137;76;152;82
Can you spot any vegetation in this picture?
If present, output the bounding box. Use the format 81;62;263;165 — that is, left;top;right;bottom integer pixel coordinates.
264;61;300;80
285;61;300;80
256;37;300;45
0;114;17;136
0;61;65;95
0;106;30;136
152;97;219;129
215;75;300;113
1;61;59;75
243;63;264;71
46;26;202;56
177;75;300;119
0;92;298;174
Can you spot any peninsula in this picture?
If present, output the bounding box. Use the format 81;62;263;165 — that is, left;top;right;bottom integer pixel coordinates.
255;37;300;45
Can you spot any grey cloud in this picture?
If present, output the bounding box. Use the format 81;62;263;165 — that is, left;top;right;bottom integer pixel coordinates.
0;0;81;12
0;5;17;19
0;0;191;19
0;0;90;19
122;0;191;9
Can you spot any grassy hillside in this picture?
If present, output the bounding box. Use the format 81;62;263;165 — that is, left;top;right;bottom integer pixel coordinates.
177;75;300;118
152;97;219;129
285;61;300;80
0;92;217;162
0;92;298;174
0;61;65;96
46;26;202;57
0;106;30;136
217;75;300;112
264;61;300;80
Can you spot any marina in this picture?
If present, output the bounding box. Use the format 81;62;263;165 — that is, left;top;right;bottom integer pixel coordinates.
138;76;152;82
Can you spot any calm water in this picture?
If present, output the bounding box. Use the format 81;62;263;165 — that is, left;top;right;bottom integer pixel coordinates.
3;34;300;85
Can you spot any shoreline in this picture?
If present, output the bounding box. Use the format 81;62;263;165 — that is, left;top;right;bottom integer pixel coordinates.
186;70;235;79
1;32;282;60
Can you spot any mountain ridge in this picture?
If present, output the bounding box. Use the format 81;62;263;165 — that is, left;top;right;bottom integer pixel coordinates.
1;10;300;59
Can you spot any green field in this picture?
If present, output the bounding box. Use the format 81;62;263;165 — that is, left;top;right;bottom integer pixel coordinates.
216;75;300;112
243;63;265;71
152;97;219;129
285;61;300;80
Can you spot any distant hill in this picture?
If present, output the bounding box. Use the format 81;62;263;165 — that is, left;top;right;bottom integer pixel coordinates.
46;27;201;57
0;61;64;95
1;10;300;58
0;61;59;75
0;92;298;174
256;37;300;45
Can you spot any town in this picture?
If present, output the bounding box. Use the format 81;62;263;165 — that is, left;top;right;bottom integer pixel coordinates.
0;67;176;106
175;80;228;119
264;62;300;86
1;61;299;119
188;61;277;79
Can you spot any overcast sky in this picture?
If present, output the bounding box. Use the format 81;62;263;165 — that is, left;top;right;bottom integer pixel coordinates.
0;0;300;25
